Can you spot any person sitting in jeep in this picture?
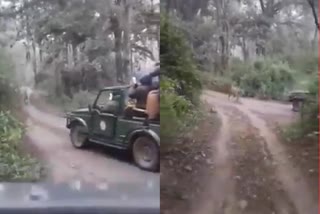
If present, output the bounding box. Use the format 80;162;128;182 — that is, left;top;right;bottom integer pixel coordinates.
139;66;160;89
125;66;160;120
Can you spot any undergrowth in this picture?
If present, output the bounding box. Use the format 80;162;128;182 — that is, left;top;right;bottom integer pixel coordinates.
0;49;43;181
0;111;44;181
160;15;204;142
281;76;318;143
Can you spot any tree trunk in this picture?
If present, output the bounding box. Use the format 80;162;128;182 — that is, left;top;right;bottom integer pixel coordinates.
39;47;43;63
53;58;60;96
216;0;230;73
67;43;73;69
72;43;77;66
241;37;249;61
25;13;38;85
307;0;319;30
151;0;154;13
122;0;131;83
215;0;222;73
223;20;230;71
31;40;37;82
114;29;123;83
110;1;124;83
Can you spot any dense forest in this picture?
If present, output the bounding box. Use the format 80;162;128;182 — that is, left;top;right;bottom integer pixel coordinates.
2;0;159;102
161;0;318;140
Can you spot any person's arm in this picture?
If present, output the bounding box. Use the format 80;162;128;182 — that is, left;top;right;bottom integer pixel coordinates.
149;67;160;77
139;74;152;85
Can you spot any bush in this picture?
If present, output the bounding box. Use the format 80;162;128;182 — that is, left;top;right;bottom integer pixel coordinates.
0;111;43;181
160;15;202;139
160;15;201;104
283;77;318;142
224;58;294;100
285;52;318;75
300;77;318;135
199;57;296;100
160;77;193;139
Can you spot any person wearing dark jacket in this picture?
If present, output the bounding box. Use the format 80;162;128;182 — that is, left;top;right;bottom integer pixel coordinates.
128;65;159;104
139;67;160;87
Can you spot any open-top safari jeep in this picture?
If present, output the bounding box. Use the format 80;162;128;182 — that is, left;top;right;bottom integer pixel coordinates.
65;82;160;172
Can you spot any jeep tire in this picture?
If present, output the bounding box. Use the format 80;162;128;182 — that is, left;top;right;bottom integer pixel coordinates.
132;136;159;172
70;124;88;148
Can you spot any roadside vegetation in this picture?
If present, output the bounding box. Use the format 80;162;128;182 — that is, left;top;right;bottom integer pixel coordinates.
0;49;43;181
282;76;318;141
160;15;203;142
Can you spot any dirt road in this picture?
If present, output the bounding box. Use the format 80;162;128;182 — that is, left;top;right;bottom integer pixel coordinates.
23;100;159;186
191;90;318;214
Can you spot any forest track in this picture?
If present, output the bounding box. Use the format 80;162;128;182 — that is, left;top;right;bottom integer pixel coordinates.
192;90;317;214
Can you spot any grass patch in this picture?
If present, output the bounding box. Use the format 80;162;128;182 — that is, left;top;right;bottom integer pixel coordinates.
278;122;318;145
0;111;44;181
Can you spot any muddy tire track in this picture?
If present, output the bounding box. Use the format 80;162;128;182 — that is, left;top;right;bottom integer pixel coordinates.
228;107;297;214
202;91;317;214
194;107;235;214
237;107;318;214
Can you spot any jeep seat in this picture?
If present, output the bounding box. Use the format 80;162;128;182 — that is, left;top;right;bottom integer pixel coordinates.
146;90;159;120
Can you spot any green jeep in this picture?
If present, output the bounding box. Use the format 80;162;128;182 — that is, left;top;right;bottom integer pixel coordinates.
65;85;160;172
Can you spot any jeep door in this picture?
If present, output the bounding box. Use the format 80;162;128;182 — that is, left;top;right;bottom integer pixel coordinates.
90;90;119;143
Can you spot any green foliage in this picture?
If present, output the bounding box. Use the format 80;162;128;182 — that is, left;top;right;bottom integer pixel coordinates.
282;77;318;142
160;77;193;139
230;58;295;99
300;77;318;135
160;15;201;104
8;0;159;87
160;15;202;139
283;52;318;75
0;111;43;181
281;52;318;90
0;49;43;181
200;58;295;100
